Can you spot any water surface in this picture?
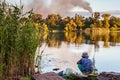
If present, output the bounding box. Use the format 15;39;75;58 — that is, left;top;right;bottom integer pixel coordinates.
35;31;120;73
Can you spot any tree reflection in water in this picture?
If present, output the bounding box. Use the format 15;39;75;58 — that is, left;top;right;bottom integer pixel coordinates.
40;31;120;48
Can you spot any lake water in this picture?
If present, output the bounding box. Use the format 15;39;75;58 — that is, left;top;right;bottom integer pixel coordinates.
35;31;120;73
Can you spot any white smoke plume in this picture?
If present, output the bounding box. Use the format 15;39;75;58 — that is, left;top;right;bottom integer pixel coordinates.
25;0;92;17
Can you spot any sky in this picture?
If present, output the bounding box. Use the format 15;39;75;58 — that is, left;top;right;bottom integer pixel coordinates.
5;0;120;18
89;0;120;12
72;0;120;12
5;0;120;12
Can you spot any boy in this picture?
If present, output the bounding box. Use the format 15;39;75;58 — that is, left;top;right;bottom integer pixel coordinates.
77;52;93;74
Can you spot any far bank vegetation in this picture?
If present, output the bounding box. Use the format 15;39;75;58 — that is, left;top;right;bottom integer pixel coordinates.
32;12;120;33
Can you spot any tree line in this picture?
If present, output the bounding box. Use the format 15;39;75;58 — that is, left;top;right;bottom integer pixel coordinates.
32;12;120;32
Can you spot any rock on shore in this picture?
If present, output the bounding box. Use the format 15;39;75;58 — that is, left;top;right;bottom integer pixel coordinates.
98;72;120;80
32;72;120;80
32;72;64;80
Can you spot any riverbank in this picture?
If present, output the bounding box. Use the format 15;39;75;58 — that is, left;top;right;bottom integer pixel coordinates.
32;71;120;80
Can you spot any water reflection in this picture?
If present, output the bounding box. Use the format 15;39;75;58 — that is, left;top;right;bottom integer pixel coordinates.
40;31;120;48
38;31;120;73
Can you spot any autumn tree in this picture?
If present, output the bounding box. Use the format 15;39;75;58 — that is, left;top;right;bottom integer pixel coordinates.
63;16;71;24
41;23;48;31
102;13;111;28
84;17;94;29
46;14;64;30
64;19;77;31
74;14;84;30
109;16;120;29
32;14;43;23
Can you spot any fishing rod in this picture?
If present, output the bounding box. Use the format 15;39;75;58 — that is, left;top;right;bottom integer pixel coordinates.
92;51;98;74
87;43;98;75
40;43;48;56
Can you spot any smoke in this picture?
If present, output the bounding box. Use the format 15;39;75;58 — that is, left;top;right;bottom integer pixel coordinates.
25;0;92;17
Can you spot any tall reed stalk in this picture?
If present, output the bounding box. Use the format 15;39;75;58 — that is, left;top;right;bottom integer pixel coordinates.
0;1;39;79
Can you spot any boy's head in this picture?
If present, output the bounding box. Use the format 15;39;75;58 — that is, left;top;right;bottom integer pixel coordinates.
82;52;89;58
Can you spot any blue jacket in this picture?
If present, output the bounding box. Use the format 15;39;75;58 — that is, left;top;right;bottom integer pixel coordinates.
77;58;93;72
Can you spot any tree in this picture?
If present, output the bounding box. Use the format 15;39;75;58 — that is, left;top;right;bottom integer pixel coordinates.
46;14;63;30
42;23;48;31
84;17;94;29
109;16;120;28
74;14;84;30
102;13;111;20
102;13;111;28
32;14;43;23
64;19;77;31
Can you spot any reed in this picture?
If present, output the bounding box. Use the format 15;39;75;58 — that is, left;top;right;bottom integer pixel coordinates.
0;1;39;79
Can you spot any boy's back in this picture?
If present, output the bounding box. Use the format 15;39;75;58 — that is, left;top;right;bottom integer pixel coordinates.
77;52;93;74
79;58;93;72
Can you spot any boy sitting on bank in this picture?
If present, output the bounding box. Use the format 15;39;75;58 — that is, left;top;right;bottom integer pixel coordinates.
77;52;93;74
